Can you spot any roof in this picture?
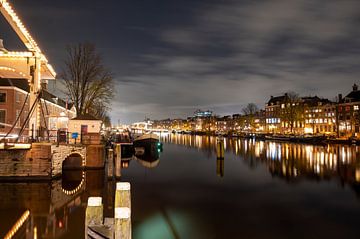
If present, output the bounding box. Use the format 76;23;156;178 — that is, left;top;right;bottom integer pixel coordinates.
345;90;360;102
267;95;287;105
71;113;100;121
0;77;74;109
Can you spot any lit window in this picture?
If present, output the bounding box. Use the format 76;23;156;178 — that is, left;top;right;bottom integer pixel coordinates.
355;105;359;111
281;104;285;109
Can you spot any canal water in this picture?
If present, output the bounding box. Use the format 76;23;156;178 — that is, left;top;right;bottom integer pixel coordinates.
1;134;360;238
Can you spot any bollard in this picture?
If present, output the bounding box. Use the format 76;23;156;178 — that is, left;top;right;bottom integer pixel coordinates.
114;207;131;239
85;197;103;237
107;148;114;178
216;139;225;159
115;182;131;238
115;144;121;178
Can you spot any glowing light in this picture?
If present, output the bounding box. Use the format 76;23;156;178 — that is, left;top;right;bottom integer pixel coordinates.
304;127;313;134
0;0;56;77
4;210;30;239
88;197;102;206
0;143;31;149
115;207;131;219
33;226;37;239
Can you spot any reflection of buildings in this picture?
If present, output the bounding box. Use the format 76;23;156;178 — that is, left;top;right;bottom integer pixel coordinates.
163;134;360;197
0;170;112;238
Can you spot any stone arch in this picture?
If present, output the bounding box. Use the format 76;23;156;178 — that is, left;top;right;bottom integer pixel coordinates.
62;152;85;170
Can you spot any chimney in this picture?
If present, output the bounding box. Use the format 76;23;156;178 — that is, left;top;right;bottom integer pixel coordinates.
270;95;273;99
353;84;358;91
0;39;8;53
338;94;342;103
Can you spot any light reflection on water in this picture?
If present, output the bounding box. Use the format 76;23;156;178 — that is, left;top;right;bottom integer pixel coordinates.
2;135;360;238
160;134;360;187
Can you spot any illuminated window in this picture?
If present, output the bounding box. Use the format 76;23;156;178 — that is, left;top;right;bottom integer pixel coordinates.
355;105;359;111
281;104;285;109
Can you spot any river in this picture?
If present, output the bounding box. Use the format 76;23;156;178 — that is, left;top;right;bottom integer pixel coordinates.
1;134;360;238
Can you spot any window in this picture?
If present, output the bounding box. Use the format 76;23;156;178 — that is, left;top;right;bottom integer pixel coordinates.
0;110;5;128
15;91;21;103
355;105;359;111
0;92;6;103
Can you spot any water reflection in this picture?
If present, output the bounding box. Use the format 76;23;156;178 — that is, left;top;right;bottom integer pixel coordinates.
0;170;115;238
161;134;360;195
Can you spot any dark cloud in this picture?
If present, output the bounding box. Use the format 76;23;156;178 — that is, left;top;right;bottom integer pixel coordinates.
1;0;360;123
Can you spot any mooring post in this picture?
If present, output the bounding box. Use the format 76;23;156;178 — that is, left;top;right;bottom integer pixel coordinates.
216;138;225;177
114;182;131;238
216;138;225;159
115;144;121;178
85;197;103;236
107;148;114;178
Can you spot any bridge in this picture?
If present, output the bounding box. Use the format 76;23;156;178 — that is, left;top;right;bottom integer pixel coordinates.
0;0;56;139
0;142;104;179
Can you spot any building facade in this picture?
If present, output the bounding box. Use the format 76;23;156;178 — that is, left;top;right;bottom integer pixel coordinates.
0;78;76;142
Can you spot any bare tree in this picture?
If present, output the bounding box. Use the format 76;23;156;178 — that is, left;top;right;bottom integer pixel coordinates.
242;103;259;131
281;92;303;133
242;103;259;115
60;42;114;117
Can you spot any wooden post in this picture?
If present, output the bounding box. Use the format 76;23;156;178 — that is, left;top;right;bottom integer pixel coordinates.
115;182;131;238
115;144;121;178
85;197;103;237
107;148;114;178
114;207;131;239
216;139;224;159
216;138;225;177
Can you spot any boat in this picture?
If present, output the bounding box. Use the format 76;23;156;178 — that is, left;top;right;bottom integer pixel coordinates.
133;133;159;145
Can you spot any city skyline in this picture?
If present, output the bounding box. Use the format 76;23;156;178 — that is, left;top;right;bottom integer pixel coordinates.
1;0;360;123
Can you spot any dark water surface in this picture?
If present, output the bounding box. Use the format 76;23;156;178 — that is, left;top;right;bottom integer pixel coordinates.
1;135;360;238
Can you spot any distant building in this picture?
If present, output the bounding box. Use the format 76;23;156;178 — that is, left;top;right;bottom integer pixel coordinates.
303;96;336;135
338;84;360;137
194;109;212;118
68;113;102;144
265;93;335;134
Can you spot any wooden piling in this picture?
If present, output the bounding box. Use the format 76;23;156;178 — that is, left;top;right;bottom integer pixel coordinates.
107;148;114;178
115;144;121;178
114;207;131;239
216;140;225;159
115;182;131;238
85;197;103;236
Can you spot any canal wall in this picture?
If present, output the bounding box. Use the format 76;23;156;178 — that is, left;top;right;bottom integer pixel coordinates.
0;143;52;179
0;143;105;179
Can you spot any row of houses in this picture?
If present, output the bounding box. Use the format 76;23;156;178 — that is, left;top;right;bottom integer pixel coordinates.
152;84;360;138
0;78;102;143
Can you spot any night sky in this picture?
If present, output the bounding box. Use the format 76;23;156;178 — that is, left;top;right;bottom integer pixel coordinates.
1;0;360;123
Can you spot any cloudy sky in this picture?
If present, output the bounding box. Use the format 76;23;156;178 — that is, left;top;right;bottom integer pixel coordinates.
1;0;360;123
